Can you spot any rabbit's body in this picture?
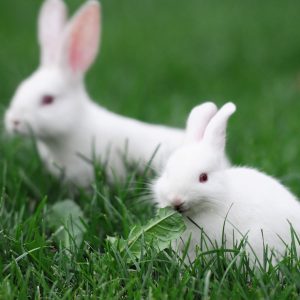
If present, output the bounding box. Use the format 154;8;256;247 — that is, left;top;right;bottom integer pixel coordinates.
178;167;300;262
154;102;300;265
5;0;184;186
37;95;183;186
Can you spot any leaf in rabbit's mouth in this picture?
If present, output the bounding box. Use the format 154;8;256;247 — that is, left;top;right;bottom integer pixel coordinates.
106;207;186;262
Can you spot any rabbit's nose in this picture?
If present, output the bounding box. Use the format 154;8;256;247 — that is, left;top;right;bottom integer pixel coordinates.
13;120;20;127
171;197;184;212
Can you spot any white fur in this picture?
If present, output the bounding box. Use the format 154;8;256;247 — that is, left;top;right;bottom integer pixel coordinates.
153;102;300;265
5;0;188;187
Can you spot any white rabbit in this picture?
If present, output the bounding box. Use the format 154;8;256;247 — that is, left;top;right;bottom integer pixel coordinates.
4;0;188;187
153;102;300;265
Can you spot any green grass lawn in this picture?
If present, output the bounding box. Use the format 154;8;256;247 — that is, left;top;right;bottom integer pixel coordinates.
1;0;300;298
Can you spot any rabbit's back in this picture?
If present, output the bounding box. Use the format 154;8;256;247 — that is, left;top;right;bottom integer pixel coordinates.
224;167;300;258
225;167;300;229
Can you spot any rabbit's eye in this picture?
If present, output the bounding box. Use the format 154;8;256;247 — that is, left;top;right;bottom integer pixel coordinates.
199;173;208;183
41;95;55;106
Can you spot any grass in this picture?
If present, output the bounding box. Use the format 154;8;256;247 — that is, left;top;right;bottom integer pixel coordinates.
1;0;300;298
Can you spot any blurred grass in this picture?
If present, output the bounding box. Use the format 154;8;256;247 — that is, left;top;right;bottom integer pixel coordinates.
1;0;300;298
1;1;300;179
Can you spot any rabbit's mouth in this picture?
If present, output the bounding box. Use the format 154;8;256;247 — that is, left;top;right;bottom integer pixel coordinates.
174;203;190;214
12;126;30;137
13;127;22;135
178;198;213;216
8;126;25;136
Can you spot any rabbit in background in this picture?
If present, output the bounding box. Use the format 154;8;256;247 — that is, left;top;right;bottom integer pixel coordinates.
4;0;187;187
153;102;300;265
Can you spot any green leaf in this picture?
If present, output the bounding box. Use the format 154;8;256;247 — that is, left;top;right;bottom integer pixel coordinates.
108;207;186;260
47;199;86;250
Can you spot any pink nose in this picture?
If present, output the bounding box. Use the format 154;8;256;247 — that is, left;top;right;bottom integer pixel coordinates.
171;197;184;212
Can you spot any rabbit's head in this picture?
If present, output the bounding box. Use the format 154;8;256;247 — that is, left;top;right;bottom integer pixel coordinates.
153;102;236;215
5;0;100;140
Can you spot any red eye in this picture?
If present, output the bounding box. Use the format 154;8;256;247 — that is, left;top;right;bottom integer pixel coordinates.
41;95;54;106
199;173;208;183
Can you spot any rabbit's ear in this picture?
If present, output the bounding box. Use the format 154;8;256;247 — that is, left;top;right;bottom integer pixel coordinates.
60;0;101;75
38;0;68;66
203;102;236;151
185;102;218;143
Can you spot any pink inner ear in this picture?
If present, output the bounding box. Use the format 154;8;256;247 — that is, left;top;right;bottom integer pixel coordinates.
69;6;100;73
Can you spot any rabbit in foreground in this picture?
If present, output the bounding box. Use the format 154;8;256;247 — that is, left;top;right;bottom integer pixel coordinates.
153;102;300;265
5;0;186;187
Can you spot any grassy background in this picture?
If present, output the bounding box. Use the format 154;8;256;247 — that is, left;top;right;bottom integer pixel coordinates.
1;0;300;298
